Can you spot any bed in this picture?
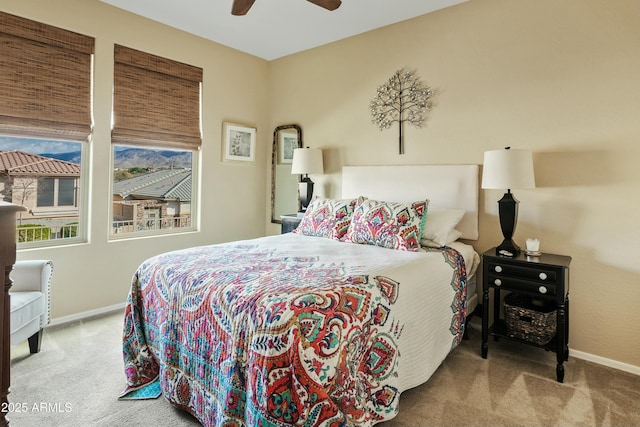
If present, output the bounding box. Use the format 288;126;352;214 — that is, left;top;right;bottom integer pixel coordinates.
121;164;480;426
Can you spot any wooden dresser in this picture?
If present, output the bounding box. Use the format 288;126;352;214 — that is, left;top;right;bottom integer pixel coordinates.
0;202;26;427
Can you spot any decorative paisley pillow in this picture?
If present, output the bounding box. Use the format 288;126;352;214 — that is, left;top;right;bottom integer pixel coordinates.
344;199;429;251
293;196;364;240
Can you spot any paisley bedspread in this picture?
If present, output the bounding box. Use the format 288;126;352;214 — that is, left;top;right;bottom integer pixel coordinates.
121;233;468;426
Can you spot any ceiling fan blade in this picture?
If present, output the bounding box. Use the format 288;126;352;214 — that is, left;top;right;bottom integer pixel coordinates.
231;0;256;15
306;0;342;11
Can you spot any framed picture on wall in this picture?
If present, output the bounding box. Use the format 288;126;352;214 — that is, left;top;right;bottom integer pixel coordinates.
279;131;298;164
222;122;256;162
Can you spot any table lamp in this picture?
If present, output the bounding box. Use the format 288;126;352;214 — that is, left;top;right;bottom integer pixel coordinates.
291;147;323;212
482;147;535;257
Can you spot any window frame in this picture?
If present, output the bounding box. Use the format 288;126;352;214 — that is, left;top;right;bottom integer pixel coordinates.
108;144;200;240
0;138;90;249
36;177;77;208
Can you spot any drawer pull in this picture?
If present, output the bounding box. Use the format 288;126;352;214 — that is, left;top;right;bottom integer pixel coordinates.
539;286;547;294
494;279;502;286
494;265;503;273
539;272;548;280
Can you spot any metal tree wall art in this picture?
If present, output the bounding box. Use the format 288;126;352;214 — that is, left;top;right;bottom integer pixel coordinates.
369;67;435;154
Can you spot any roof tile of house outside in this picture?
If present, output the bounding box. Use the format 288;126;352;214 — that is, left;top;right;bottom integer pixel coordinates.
113;169;191;201
0;150;80;176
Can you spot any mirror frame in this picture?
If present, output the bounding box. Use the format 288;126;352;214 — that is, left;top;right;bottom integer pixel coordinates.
271;124;302;224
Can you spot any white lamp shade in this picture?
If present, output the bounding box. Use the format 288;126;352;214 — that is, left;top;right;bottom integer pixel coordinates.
291;148;324;175
482;148;535;189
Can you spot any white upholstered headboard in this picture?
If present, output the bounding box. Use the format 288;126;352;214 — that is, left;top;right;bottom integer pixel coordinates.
341;165;479;240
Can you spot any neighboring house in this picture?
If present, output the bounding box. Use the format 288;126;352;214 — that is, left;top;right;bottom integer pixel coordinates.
112;168;192;233
0;149;80;223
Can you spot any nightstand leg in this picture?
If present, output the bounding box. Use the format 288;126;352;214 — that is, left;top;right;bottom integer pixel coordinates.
493;288;501;341
481;287;489;358
556;363;565;383
556;302;566;383
564;295;570;361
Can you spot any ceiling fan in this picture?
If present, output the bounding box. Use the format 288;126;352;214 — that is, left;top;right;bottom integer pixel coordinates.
232;0;342;15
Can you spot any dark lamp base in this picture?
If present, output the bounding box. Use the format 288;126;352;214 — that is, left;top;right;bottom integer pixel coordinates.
298;177;314;212
496;239;521;257
495;190;521;257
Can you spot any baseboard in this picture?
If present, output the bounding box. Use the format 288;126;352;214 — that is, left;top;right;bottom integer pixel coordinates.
570;348;640;376
48;303;126;327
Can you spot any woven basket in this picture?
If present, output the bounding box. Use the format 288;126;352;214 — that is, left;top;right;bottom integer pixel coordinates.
504;293;557;345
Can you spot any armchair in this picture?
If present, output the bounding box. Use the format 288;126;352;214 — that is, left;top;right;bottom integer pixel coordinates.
9;260;53;354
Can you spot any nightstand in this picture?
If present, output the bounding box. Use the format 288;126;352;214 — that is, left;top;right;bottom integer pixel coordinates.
481;248;571;382
280;214;302;234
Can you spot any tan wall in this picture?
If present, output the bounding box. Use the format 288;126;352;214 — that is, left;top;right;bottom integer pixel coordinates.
267;0;640;367
5;177;38;212
4;0;638;370
2;0;270;318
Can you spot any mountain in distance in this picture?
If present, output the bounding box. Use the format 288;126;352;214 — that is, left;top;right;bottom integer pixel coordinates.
42;148;192;169
41;151;81;164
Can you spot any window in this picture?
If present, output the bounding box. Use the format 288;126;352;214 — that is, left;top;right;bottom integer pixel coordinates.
111;145;194;235
0;12;93;247
36;178;76;208
58;178;76;206
36;179;55;207
0;138;85;245
110;45;202;237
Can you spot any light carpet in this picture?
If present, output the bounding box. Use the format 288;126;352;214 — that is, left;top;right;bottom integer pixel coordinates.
8;310;640;426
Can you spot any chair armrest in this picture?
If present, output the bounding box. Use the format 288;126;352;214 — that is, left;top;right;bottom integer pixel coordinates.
10;260;53;294
10;259;53;329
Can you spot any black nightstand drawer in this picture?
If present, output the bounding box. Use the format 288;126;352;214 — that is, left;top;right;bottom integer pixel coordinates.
486;274;557;296
486;261;559;284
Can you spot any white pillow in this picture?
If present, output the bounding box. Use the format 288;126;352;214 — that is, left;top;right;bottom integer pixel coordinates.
421;208;465;247
421;229;462;248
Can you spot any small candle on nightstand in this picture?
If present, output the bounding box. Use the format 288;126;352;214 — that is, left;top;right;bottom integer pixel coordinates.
526;238;540;253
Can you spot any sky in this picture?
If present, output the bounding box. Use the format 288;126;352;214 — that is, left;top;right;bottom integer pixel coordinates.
0;137;79;154
0;137;182;155
0;136;144;154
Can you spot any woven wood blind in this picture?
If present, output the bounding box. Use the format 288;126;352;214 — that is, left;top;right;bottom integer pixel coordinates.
112;45;202;150
0;12;94;142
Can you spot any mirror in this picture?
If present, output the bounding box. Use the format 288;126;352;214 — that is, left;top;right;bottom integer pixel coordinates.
271;124;302;223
